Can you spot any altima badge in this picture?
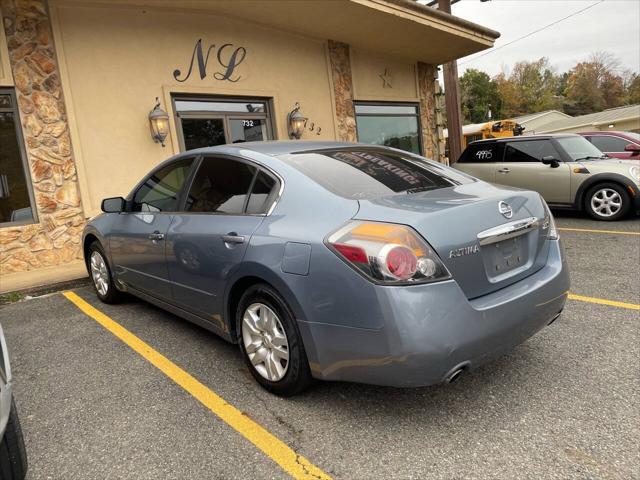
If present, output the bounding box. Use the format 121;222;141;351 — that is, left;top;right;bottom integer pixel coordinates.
498;201;513;219
449;244;480;259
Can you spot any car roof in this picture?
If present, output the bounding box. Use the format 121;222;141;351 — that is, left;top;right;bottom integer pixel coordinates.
468;133;577;145
579;131;635;137
180;140;370;157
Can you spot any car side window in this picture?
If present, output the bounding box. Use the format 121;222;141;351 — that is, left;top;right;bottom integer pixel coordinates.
246;171;278;214
504;140;559;163
184;157;256;214
588;136;630;152
131;158;194;212
458;143;503;163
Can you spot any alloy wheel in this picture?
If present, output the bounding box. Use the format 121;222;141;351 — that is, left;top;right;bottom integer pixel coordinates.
241;302;289;381
590;188;622;218
90;251;110;296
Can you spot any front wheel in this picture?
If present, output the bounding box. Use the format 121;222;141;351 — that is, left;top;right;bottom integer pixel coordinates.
584;183;630;221
88;241;123;303
237;284;313;396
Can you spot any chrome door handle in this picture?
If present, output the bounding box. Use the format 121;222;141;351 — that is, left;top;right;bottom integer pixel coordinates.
222;234;245;244
497;168;511;174
148;232;164;241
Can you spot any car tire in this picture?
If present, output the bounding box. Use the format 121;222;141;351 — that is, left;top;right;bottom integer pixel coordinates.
88;241;124;304
584;183;630;221
0;399;28;480
236;284;313;396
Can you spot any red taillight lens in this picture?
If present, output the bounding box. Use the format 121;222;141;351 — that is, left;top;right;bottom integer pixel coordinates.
326;221;450;285
382;245;417;280
333;243;368;264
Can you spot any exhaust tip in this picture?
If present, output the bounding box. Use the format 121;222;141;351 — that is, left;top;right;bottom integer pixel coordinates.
445;366;467;384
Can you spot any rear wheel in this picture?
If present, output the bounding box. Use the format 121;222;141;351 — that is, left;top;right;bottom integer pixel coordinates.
0;399;28;480
88;241;123;303
584;183;630;221
237;284;312;396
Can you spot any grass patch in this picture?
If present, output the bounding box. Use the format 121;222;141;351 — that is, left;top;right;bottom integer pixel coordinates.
0;292;24;305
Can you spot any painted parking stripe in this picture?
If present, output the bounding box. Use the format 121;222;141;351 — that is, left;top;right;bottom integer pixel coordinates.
62;291;332;480
568;293;640;311
558;227;640;236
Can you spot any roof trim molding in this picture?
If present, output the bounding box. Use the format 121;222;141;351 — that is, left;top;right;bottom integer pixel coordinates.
379;0;501;40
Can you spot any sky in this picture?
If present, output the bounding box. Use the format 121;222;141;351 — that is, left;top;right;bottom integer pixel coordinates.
418;0;640;77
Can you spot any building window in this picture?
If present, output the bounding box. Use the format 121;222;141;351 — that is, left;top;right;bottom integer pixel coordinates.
354;103;422;155
0;88;35;226
173;96;274;151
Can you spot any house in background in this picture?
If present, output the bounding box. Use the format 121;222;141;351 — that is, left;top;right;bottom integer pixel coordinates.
512;110;571;134
537;104;640;134
0;0;499;293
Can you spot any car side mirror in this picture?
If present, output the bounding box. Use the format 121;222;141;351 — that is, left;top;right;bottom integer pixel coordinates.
101;196;126;213
624;143;640;153
541;156;560;168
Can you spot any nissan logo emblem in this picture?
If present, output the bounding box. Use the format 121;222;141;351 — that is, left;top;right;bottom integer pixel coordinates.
498;201;513;219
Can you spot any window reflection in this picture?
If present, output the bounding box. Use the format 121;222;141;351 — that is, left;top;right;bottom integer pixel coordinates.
0;90;35;225
355;103;421;155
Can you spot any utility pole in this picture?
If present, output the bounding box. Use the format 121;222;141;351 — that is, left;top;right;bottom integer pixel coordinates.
438;0;464;164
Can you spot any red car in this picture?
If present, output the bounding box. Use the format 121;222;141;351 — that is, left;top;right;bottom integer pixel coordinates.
580;131;640;159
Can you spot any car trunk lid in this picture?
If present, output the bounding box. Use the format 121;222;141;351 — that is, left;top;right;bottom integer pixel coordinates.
354;182;551;299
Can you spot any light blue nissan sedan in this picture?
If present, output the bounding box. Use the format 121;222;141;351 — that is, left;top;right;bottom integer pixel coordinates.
83;142;570;395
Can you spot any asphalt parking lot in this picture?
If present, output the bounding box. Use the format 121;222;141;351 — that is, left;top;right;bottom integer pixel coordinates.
1;213;639;480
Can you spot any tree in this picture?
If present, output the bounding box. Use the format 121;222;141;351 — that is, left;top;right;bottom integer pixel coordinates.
565;62;604;115
493;58;560;117
565;51;626;115
622;70;640;104
459;69;501;123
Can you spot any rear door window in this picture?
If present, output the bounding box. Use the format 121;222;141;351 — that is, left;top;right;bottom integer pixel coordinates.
184;157;256;214
278;148;472;199
246;171;278;214
504;140;559;162
458;143;504;164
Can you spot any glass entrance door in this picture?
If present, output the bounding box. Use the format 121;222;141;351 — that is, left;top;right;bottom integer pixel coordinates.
173;98;273;151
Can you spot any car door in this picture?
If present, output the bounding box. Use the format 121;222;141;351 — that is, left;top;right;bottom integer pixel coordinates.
453;142;502;183
494;139;571;204
166;156;279;323
108;157;195;299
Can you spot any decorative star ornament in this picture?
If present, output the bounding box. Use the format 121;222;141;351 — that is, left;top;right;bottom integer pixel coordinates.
380;68;392;88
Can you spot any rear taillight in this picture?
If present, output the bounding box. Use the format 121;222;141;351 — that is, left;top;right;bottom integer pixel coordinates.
325;221;450;284
540;197;559;240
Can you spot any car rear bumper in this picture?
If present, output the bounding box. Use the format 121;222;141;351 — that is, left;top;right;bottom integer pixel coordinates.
299;239;570;387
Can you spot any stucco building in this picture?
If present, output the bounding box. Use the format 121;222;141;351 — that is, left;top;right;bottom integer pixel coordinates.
0;0;498;292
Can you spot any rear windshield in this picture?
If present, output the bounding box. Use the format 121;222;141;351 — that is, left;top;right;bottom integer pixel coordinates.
626;132;640;142
277;148;473;199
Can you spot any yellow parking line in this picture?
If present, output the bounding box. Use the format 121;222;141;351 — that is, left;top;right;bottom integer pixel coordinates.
568;293;640;311
62;291;331;480
558;227;640;236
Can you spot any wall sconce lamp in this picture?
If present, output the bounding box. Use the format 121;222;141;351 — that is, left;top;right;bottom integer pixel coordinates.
149;97;170;147
288;102;307;140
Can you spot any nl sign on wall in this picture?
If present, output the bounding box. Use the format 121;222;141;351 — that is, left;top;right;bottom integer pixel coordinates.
173;39;247;82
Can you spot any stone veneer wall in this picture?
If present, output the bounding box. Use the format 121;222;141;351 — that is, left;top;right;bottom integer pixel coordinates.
0;0;84;276
417;62;440;161
327;40;357;142
327;42;440;161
